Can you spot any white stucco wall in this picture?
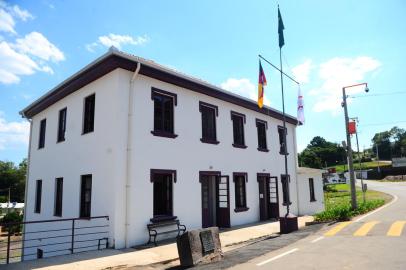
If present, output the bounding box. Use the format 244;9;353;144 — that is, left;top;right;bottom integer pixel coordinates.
24;69;128;258
297;168;325;216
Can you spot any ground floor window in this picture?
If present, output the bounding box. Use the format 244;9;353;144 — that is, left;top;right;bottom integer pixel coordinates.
233;173;248;211
80;174;92;218
309;178;316;202
151;169;176;220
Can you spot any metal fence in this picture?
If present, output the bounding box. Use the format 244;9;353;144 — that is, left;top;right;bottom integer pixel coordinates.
0;216;109;264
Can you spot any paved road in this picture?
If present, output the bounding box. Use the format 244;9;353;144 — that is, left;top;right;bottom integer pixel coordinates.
228;180;406;270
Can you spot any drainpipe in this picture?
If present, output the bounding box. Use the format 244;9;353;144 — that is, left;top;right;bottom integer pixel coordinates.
124;62;141;248
20;114;32;260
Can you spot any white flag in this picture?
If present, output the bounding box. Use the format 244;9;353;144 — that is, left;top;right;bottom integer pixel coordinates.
297;86;305;125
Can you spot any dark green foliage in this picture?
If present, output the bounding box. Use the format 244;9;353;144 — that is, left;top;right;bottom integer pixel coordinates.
0;159;27;202
314;199;385;222
1;212;23;233
372;126;406;159
298;136;346;169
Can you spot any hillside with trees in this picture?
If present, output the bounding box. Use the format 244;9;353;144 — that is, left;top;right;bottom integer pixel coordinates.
0;159;27;202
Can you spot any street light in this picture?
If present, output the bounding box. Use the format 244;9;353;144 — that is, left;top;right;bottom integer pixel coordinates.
342;82;369;210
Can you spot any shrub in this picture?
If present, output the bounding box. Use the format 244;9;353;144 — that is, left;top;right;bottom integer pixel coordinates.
1;212;23;233
314;199;384;222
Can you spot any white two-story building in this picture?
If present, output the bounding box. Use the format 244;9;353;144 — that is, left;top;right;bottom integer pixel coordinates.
20;48;323;259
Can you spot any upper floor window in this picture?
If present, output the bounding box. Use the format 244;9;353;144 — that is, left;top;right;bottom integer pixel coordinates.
151;88;178;138
278;126;288;154
57;108;67;142
80;174;92;218
256;119;268;152
34;180;42;213
233;173;248;212
309;178;316;202
83;94;95;134
151;169;176;221
199;101;219;144
38;119;46;149
231;111;246;148
54;178;63;217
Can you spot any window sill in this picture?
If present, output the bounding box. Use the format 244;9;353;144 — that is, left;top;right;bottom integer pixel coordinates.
234;207;249;213
151;130;178;138
56;139;65;144
78;216;91;220
279;151;289;155
282;202;292;206
150;215;177;223
232;144;247;149
310;199;317;202
200;138;220;145
82;130;94;136
257;147;269;152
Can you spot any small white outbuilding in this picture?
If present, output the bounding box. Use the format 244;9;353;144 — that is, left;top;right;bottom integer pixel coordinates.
296;167;325;215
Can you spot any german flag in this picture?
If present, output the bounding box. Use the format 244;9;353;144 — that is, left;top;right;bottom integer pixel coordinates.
258;60;267;108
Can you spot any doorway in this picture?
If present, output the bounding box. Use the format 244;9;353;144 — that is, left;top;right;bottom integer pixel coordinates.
200;172;230;228
258;174;279;221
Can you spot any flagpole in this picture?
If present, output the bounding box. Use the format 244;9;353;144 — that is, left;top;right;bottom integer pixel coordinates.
279;45;290;216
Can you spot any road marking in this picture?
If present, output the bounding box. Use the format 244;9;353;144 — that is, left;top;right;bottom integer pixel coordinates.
387;221;406;236
256;248;299;266
324;221;352;236
354;195;398;222
311;236;324;243
353;221;380;236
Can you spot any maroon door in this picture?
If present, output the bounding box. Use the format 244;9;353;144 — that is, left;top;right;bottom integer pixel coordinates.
269;177;280;219
216;175;230;228
258;174;270;221
200;172;230;228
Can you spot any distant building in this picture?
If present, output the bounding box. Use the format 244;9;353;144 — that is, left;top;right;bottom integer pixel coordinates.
297;168;324;215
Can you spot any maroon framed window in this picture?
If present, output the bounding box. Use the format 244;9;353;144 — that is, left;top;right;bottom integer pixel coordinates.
278;126;288;154
151;88;178;138
54;178;63;217
80;174;92;218
83;94;95;134
34;180;42;213
231;111;246;148
151;169;176;221
256;119;268;151
38;119;46;149
199;101;219;144
233;173;248;211
57;108;67;142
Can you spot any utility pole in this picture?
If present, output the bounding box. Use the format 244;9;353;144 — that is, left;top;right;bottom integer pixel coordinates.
376;144;381;173
351;117;366;203
7;187;11;214
342;88;357;209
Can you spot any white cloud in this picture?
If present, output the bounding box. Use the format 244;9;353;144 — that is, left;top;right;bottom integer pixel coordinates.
0;8;16;34
0;112;30;150
14;32;65;62
0;2;33;34
220;78;271;106
0;36;62;84
86;33;149;52
11;5;34;21
311;56;381;115
292;59;312;84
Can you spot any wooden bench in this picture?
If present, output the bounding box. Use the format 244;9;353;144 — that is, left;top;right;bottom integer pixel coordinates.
147;219;186;246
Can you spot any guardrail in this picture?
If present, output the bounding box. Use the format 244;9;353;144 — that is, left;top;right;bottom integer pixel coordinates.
0;215;109;264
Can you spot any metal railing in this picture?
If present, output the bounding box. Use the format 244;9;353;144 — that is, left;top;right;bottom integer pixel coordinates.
0;215;109;264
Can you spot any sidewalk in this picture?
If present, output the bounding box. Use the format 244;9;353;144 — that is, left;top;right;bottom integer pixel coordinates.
3;216;314;270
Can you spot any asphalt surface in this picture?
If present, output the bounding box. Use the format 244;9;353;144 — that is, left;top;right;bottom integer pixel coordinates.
226;180;406;270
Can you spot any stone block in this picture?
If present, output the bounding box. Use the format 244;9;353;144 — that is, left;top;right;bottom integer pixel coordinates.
177;227;223;267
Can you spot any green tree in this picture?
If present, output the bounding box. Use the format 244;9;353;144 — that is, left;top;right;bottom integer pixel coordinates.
0;159;27;202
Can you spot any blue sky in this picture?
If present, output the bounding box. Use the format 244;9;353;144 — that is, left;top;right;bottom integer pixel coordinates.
0;0;405;163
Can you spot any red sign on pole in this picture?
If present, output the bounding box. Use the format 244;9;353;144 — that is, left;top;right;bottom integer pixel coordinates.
348;121;356;135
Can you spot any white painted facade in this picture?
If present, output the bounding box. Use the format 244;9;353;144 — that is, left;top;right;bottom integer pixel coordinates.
296;167;324;215
22;50;322;258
